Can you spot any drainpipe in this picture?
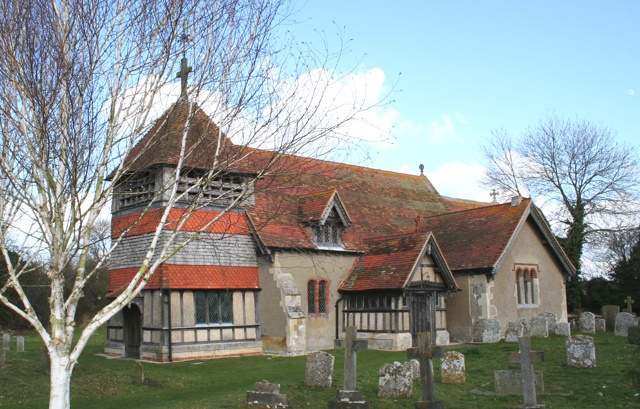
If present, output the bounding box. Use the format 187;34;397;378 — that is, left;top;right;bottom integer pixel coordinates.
167;289;173;362
335;296;344;343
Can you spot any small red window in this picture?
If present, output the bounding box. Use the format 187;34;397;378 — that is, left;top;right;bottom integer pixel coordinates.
308;279;329;315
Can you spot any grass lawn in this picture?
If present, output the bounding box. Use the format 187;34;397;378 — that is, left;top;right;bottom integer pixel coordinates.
0;327;638;408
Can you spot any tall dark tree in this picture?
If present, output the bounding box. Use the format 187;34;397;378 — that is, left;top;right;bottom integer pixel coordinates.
611;230;640;307
483;115;640;310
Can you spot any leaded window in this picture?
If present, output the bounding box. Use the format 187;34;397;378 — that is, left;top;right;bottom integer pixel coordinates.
195;291;232;324
516;267;538;306
308;281;316;314
308;279;328;315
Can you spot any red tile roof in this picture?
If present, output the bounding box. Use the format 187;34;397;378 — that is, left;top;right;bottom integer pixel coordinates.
107;265;259;293
420;200;531;272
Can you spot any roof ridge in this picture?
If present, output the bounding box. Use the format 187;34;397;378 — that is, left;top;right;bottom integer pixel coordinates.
426;197;532;219
362;231;433;242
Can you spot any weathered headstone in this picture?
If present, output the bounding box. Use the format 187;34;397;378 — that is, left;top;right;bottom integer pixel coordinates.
494;370;544;396
329;326;369;408
305;351;334;388
565;335;596;368
2;333;10;351
472;319;501;343
441;351;466;385
378;361;413;398
131;361;144;384
628;325;640;345
246;381;287;407
614;312;637;336
16;336;24;352
506;336;546;408
578;312;596;334
409;359;420;381
553;322;571;337
516;318;532;336
624;296;634;313
407;332;444;409
39;347;50;373
505;321;524;343
601;305;620;331
531;317;549;338
538;312;557;332
595;318;606;333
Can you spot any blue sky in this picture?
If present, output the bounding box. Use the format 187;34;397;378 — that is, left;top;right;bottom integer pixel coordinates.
286;1;640;201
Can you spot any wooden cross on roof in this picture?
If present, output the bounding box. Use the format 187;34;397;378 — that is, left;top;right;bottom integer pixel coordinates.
625;296;634;313
176;57;192;101
507;336;545;409
407;332;444;408
335;326;368;391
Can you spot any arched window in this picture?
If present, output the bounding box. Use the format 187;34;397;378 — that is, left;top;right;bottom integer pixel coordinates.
308;279;329;315
516;265;539;306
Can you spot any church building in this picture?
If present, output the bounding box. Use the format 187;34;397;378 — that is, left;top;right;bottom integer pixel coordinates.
104;98;575;361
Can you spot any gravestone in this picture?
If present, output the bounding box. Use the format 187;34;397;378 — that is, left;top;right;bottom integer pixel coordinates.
16;336;24;352
531;317;549;338
578;312;596;334
565;335;596;368
601;305;620;331
246;381;287;407
3;333;9;350
506;336;546;408
538;312;557;332
516;318;532;336
628;325;640;345
624;296;634;313
505;322;524;343
378;361;413;398
131;361;144;384
614;312;637;336
441;351;466;385
407;332;444;409
329;326;369;408
553;322;571;337
305;351;334;388
494;370;544;396
472;319;501;343
409;359;420;381
595;318;606;333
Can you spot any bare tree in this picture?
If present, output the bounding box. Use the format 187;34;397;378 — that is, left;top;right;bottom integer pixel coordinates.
0;1;384;407
482;115;640;308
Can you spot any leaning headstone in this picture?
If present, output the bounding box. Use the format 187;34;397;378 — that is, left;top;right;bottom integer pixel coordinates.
408;332;444;409
601;305;620;331
628;325;640;345
615;312;637;336
329;326;369;409
538;312;557;331
494;370;544;396
246;381;287;407
39;347;50;373
378;361;413;398
441;351;466;385
579;312;596;334
2;333;9;351
473;319;501;343
595;318;606;333
506;336;546;408
531;317;549;338
566;335;596;368
305;351;334;388
505;321;524;343
130;361;144;384
554;322;571;337
409;359;420;381
16;336;24;352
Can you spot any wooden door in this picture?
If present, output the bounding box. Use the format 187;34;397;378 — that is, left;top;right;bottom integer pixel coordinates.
409;290;436;346
123;304;141;359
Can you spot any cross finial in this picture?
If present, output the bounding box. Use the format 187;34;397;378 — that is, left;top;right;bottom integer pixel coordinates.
490;189;498;203
625;295;634;313
419;164;424;177
176;57;193;101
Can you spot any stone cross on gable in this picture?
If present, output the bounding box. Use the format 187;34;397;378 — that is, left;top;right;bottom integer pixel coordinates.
407;332;444;409
625;296;634;313
335;326;368;391
490;189;499;203
507;336;545;409
176;57;192;101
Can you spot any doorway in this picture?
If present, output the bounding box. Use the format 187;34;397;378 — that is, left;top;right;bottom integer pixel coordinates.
123;304;142;359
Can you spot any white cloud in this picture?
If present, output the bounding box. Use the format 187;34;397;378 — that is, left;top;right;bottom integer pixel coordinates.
424;112;468;143
627;88;635;96
398;161;489;202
